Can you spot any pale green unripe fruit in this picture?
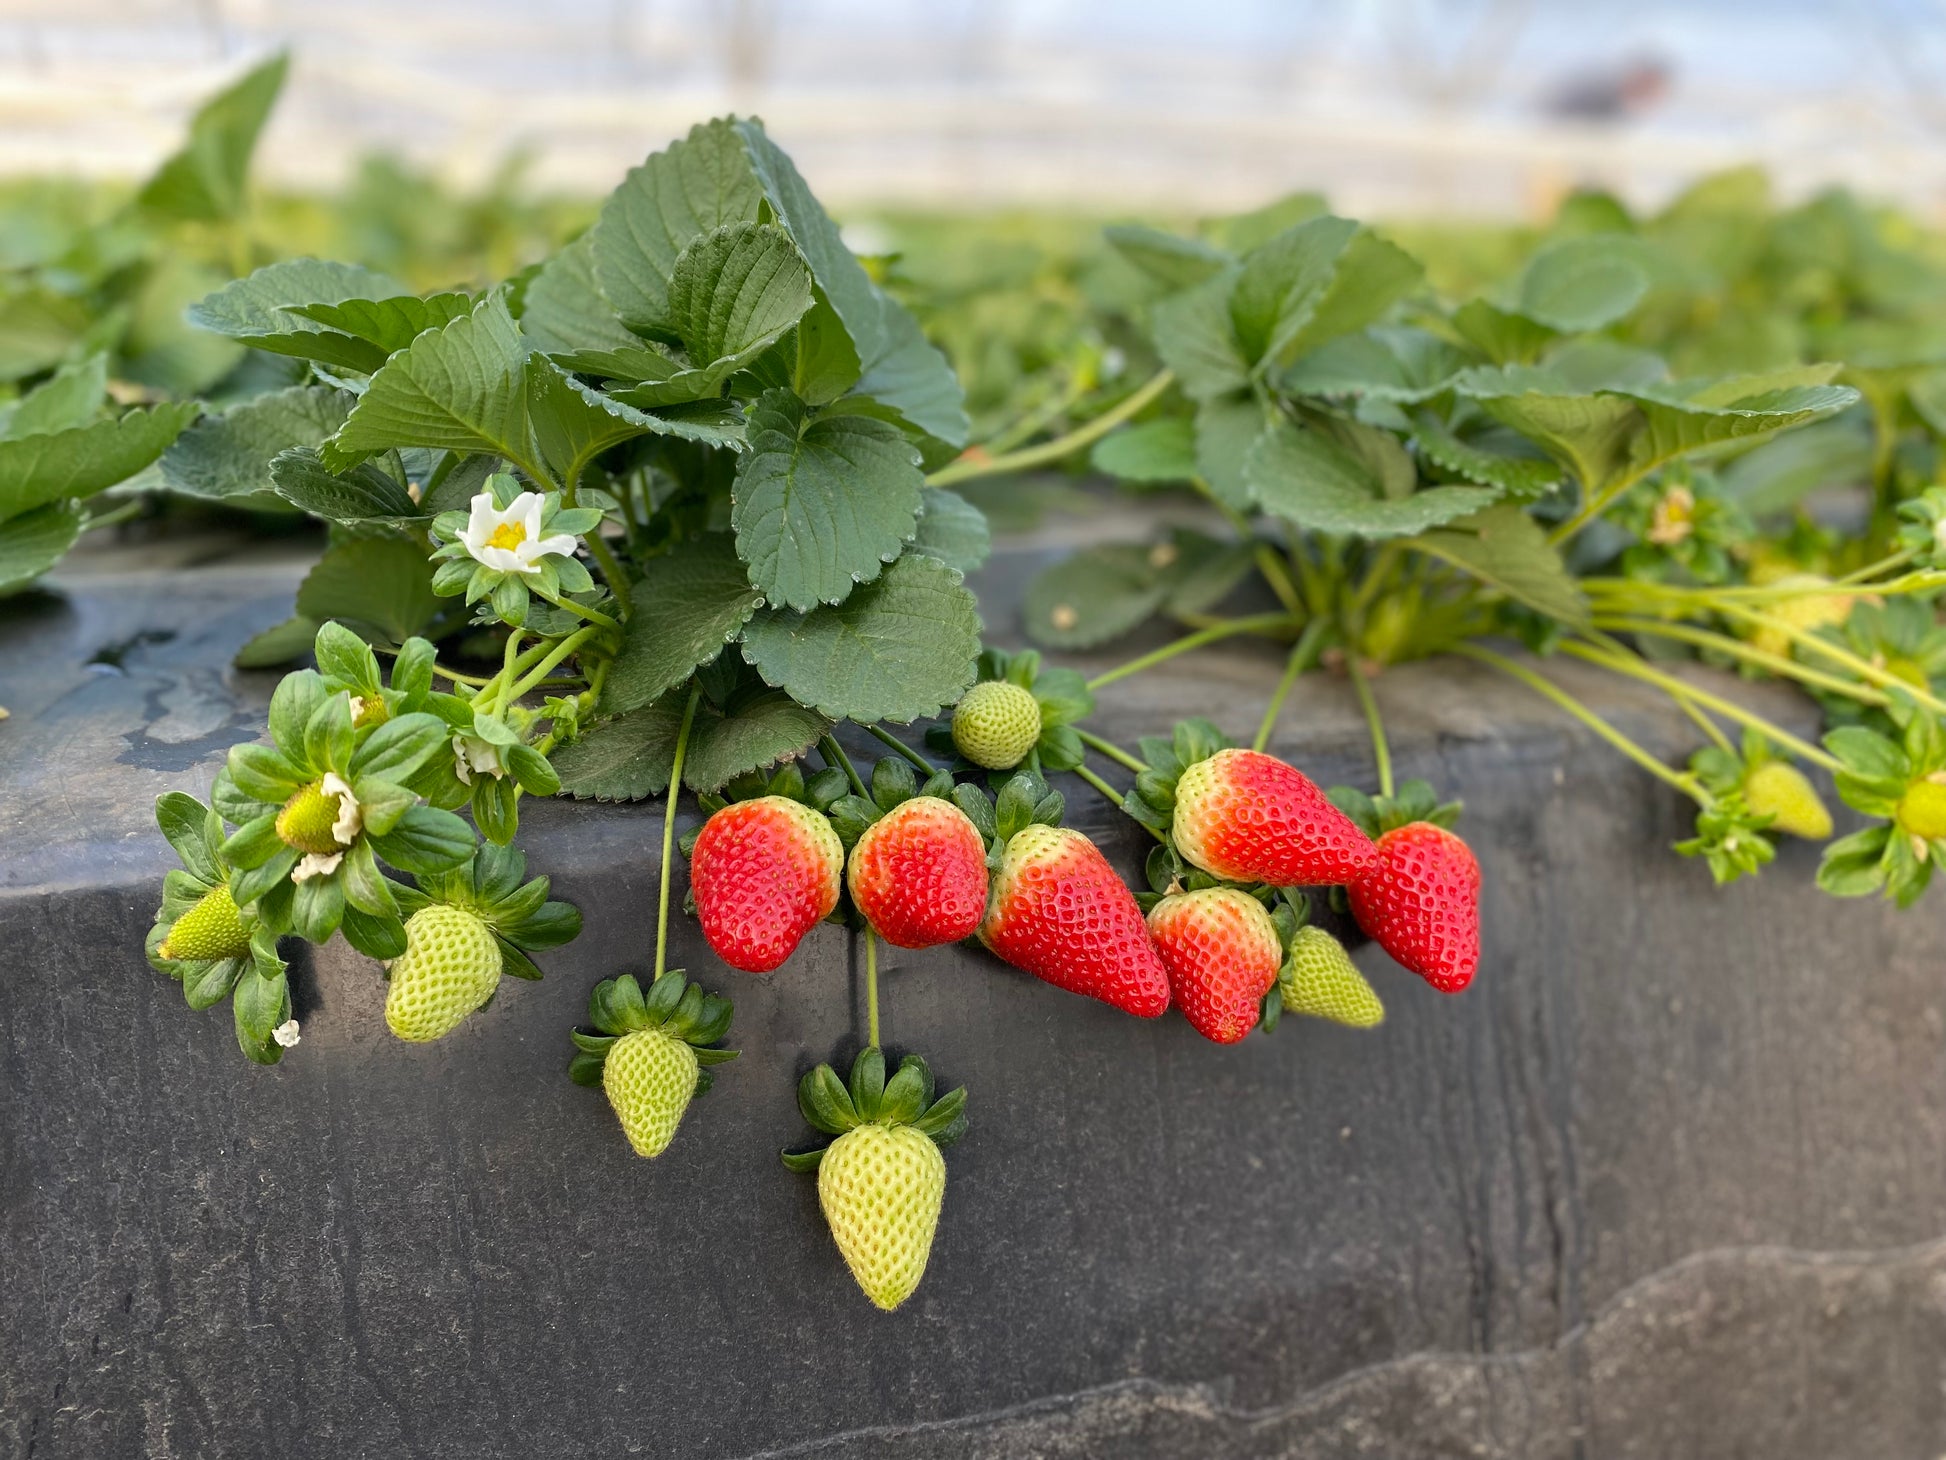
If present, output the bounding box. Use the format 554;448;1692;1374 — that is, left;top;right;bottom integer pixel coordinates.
951;681;1041;769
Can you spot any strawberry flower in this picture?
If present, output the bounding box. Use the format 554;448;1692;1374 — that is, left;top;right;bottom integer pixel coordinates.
213;662;475;958
430;472;606;627
459;490;578;576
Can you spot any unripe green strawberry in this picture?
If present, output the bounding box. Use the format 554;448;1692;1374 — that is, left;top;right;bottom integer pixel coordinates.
158;883;250;962
277;780;346;854
1279;925;1384;1029
1898;777;1946;841
570;970;737;1159
818;1122;946;1312
603;1027;700;1158
384;904;503;1042
1743;761;1831;840
952;681;1042;769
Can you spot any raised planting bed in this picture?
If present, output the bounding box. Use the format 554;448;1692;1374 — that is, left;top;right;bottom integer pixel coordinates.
4;544;1944;1460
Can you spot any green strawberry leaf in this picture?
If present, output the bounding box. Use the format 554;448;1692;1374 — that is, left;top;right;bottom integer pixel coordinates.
1281;326;1469;403
519;233;641;359
1515;236;1651;332
849;295;970;451
294;535;442;644
907;487;990;574
290;293;475;354
553;687;829;799
590;118;766;335
740;553;980;723
2;353;107;439
0;500;84;596
1022;544;1169;650
137;53;287;224
1091;418;1198;486
187;258;406;372
603;535;764;715
1193;394;1268;511
1103;224;1232;291
732;388;924;610
1407;504;1589;628
269;447;423;524
0;403;200;521
322;294;533;472
1150;267;1248;402
666;221;813;368
1409;412;1559;499
1245;421;1497;539
160;386;354;510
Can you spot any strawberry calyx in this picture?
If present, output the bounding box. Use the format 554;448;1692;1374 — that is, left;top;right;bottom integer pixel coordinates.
1118;717;1231;834
825;755;960;849
780;1046;968;1174
567;969;738;1092
680;759;849;861
924;647;1095;779
950;768;1065;875
1324;778;1462;841
393;842;581;979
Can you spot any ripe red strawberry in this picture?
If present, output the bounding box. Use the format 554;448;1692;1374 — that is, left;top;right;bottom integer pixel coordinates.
1146;887;1282;1043
847;796;989;949
1348;822;1480;992
980;824;1170;1017
690;795;844;973
1172;748;1378;887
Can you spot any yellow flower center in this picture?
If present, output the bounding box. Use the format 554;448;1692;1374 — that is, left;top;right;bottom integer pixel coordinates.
486;521;528;552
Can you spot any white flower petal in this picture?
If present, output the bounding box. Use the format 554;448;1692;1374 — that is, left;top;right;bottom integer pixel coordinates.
518;531;580;566
474;544;534;574
272;1019;302;1048
462;491;502;551
513;492;547;540
320;772;363;845
292;851;344;883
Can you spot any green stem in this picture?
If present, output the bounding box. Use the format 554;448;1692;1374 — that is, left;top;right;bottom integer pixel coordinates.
1345;543;1403;622
1253;617;1331;753
656;685;701;980
81;500;143;531
1251;543;1305;618
865;925;880;1050
864;724;935;775
1836;546;1917;586
985;370;1093;455
1590;615;1892;707
1455;643;1705;800
926;368;1177;486
504;626;601;704
821;735;868;799
1671;691;1735;755
584;536;633;618
1708;601;1946;719
489;630;527;715
1558;639;1842;772
532;586;620;633
1086;613;1296;691
1548;463;1653;546
1345;655;1394;800
1073;763;1167;843
1074;728;1147;773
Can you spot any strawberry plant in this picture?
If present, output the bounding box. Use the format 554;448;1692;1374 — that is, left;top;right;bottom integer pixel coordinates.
70;61;1946;1316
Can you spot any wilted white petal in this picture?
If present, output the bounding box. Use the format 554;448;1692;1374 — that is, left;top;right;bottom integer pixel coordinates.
291;851;344;882
321;771;362;845
272;1019;302;1048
